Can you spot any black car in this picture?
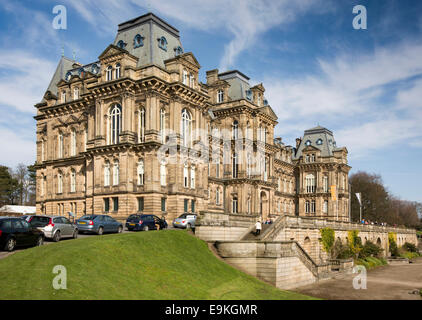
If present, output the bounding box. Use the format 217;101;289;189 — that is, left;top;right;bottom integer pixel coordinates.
125;214;168;231
0;217;44;251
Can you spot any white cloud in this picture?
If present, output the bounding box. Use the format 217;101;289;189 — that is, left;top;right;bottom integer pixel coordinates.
264;41;422;158
0;127;35;166
63;0;327;70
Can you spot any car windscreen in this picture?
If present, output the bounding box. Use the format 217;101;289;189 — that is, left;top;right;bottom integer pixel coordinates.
30;216;50;227
140;215;153;221
177;214;187;219
127;215;141;221
0;220;11;229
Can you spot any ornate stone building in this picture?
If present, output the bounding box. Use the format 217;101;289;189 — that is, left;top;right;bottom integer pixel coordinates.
34;13;350;222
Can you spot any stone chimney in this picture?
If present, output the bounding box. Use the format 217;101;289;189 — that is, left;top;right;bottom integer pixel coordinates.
206;69;219;85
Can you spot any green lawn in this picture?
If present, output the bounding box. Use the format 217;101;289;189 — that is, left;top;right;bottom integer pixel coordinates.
0;230;315;300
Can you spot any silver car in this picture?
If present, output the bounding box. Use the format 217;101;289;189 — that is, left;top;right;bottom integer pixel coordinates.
173;213;197;229
28;215;78;242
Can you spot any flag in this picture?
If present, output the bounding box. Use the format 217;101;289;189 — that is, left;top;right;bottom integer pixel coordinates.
356;193;361;206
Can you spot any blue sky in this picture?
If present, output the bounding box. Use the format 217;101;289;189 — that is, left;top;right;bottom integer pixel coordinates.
0;0;421;202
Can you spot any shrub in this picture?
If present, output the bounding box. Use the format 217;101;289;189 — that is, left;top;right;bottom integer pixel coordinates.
359;241;383;259
402;242;418;253
332;238;354;259
388;232;399;257
348;230;362;258
355;257;387;270
319;228;335;257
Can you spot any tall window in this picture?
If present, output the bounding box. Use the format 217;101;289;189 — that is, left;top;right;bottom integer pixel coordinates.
217;90;224;103
323;176;328;193
160;108;166;144
73;87;79;100
311;200;316;213
137;160;144;185
113;161;119;186
160;160;166;186
232;153;238;178
189;73;195;87
182;70;188;85
113;197;119;212
137;197;144;212
190;165;196;189
70;129;76;156
104;198;110;212
183;163;189;188
58;132;63;158
323;200;328;214
109;104;122;145
115;63;121;79
216;158;220;178
306;174;316;193
61;91;66;103
305;200;310;213
104;161;110;186
232;120;239;140
161;198;166;212
57;172;63;194
139;108;145;142
70;169;76;193
184;199;189;212
181;109;191;147
106;66;113;81
232;196;238;214
216;188;221;205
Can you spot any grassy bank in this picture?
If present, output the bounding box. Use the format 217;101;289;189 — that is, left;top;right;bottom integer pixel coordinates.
355;257;387;270
0;230;315;300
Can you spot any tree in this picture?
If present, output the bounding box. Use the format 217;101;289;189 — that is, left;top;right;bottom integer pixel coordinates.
0;165;19;206
27;164;37;206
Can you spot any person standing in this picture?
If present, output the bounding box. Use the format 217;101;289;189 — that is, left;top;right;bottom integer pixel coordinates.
255;220;262;236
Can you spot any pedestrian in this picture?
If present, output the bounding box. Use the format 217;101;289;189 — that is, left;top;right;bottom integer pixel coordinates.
255;220;262;236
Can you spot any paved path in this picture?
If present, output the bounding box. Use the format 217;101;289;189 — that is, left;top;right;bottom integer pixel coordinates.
294;258;422;300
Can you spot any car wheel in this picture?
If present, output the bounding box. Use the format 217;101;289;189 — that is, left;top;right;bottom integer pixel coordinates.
53;231;61;242
143;225;149;232
36;236;44;247
117;226;123;233
4;238;16;252
73;230;78;239
97;227;104;235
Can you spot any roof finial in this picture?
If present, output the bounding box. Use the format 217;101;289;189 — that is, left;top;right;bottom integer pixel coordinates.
61;45;64;57
72;50;76;61
147;2;152;12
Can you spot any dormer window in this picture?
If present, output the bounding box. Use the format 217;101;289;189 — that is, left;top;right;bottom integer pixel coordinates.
217;90;224;103
158;36;167;51
91;64;99;74
78;68;84;77
65;72;72;81
305;140;311;146
175;46;183;56
263;99;268;106
115;63;121;79
133;34;144;48
106;66;113;81
317;138;323;145
245;89;252;101
117;40;126;49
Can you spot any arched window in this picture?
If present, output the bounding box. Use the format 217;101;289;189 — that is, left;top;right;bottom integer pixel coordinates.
104;161;110;186
70;169;76;193
117;40;126;49
190;165;196;189
57;172;63;194
175;46;183;56
217;90;224;103
160;160;166;186
232;120;239;140
58;132;63;158
70;128;76;156
232;196;238;214
106;66;113;81
189;73;195;87
138;108;145;143
306;174;316;193
305;200;310;213
61;91;66;103
113;160;119;186
115;63;121;79
323;176;328;193
181;109;192;147
323;200;328;214
160;108;166;144
182;70;188;85
183;163;189;188
158;36;167;51
73;87;79;100
108;104;122;145
137;160;144;185
133;34;144;48
311;200;316;213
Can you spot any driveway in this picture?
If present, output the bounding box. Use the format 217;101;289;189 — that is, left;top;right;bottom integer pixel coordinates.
294;258;422;300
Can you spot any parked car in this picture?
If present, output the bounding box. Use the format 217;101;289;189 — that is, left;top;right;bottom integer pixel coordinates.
0;217;44;251
29;215;78;242
76;215;123;235
126;214;168;231
173;213;197;229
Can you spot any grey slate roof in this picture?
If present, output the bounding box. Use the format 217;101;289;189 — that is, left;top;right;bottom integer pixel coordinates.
41;56;76;102
113;12;184;68
293;126;340;159
218;70;266;103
